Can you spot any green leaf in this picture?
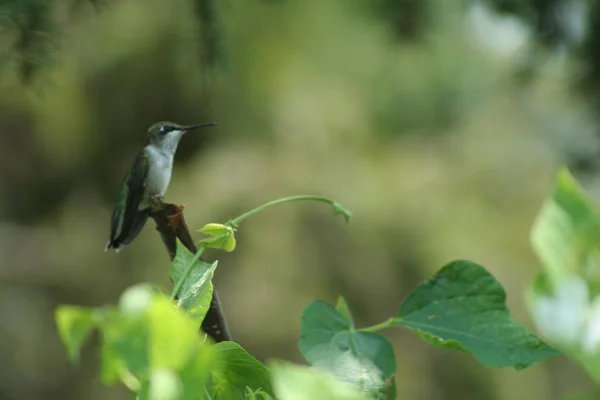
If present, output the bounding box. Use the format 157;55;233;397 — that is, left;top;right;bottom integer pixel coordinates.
528;168;600;383
148;295;199;370
397;260;561;370
56;284;215;397
332;202;352;223
139;357;215;400
55;306;96;363
171;242;218;326
208;341;274;399
530;167;600;292
299;301;396;396
198;223;237;252
176;342;215;400
335;296;354;329
270;361;370;400
100;309;149;385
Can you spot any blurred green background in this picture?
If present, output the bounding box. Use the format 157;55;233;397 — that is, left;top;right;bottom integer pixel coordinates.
2;0;600;399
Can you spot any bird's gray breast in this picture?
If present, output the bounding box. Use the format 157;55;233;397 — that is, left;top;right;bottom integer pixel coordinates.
142;145;173;207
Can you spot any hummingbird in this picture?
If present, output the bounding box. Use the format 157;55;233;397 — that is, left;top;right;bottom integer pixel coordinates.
105;121;217;252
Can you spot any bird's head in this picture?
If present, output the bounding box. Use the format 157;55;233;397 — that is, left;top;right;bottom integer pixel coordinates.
147;121;217;152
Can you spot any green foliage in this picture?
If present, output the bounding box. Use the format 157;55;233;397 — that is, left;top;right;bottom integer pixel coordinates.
54;192;587;399
170;241;217;326
55;306;96;363
335;296;354;327
530;168;600;291
198;223;237;252
332;201;352;223
529;168;600;384
396;260;561;370
209;341;274;399
270;362;371;400
299;261;560;394
57;285;215;396
297;261;559;397
299;300;396;398
227;195;352;228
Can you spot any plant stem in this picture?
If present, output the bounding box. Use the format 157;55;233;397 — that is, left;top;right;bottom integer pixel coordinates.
229;195;349;226
357;317;399;333
170;246;206;300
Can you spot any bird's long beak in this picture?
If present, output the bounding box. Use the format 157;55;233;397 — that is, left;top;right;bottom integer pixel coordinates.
181;122;218;132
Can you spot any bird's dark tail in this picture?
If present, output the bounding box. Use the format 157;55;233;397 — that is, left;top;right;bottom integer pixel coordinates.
105;209;150;251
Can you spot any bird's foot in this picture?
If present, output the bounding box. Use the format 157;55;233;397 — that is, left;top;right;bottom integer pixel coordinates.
149;195;165;211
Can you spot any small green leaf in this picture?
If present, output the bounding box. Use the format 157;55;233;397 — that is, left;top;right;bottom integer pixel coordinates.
198;223;236;252
270;361;370;400
299;301;396;396
55;306;96;362
208;341;274;399
332;202;352;223
171;242;218;326
397;260;561;370
335;296;354;329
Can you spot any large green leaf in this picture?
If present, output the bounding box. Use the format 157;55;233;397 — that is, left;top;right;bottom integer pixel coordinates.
397;260;561;370
298;300;396;397
55;306;96;363
270;362;370;400
170;241;217;327
208;341;274;400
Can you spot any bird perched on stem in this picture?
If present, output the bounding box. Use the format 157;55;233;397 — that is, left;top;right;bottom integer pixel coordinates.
106;121;217;252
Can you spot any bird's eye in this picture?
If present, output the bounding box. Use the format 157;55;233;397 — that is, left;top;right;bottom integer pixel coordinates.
160;126;170;134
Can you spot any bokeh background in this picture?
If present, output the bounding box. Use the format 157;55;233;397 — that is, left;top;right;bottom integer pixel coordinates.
1;0;600;399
